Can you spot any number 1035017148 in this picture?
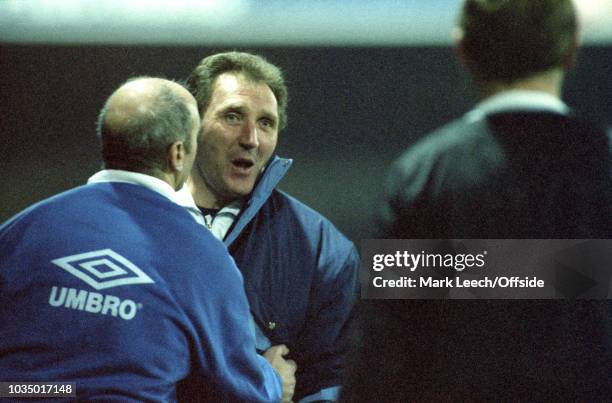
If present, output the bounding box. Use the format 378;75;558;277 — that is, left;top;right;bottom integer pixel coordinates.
0;382;76;397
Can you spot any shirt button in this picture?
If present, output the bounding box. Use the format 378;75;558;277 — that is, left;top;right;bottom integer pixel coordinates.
268;321;276;330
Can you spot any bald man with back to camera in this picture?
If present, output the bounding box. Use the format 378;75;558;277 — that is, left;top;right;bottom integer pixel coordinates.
344;0;612;401
0;77;295;402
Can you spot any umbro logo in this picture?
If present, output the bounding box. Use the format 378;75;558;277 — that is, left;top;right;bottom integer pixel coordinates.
51;249;154;290
49;249;152;320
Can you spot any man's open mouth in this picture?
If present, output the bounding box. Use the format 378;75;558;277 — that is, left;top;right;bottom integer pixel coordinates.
232;158;254;169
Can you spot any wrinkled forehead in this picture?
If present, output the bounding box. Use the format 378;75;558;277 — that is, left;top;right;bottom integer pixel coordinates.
209;73;278;114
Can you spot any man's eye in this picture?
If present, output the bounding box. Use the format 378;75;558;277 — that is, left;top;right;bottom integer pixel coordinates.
225;113;241;123
260;119;275;129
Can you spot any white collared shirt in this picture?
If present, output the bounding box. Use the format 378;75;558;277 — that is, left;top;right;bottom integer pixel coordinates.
174;186;243;241
465;90;570;123
87;169;206;226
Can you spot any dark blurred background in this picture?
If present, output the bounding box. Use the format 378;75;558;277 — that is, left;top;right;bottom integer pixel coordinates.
1;2;611;243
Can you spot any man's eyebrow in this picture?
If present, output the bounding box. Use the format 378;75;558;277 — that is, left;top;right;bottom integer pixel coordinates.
219;104;246;113
259;111;278;121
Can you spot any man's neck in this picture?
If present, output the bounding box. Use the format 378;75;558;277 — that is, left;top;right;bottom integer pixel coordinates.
157;171;181;191
106;166;180;191
477;68;564;101
186;171;231;209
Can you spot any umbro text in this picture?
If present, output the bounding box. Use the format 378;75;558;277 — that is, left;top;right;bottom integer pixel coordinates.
48;286;139;320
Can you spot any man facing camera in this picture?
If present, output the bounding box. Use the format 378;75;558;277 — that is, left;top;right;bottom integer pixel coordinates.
345;1;612;401
0;77;294;402
176;52;359;402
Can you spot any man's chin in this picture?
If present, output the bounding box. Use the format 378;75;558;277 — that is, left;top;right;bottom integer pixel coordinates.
225;182;256;199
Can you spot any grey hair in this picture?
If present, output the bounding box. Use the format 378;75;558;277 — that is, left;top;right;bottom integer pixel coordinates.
186;51;288;131
97;78;195;172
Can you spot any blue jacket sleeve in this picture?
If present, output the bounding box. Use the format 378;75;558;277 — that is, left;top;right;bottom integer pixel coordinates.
176;242;282;402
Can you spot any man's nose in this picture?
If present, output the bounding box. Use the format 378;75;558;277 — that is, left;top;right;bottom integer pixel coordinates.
239;121;259;149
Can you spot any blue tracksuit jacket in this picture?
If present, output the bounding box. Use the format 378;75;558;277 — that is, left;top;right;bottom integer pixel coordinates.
0;182;281;402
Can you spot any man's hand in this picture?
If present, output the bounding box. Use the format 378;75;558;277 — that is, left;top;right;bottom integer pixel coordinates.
263;344;297;403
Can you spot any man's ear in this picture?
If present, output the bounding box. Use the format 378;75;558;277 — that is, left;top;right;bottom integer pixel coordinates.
167;140;185;173
562;33;579;70
453;28;474;74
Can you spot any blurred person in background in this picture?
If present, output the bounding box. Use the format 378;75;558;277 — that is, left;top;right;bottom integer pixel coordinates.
344;0;612;401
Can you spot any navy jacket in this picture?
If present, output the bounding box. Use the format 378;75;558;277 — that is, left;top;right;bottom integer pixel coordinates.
344;112;612;401
381;112;612;238
226;156;360;401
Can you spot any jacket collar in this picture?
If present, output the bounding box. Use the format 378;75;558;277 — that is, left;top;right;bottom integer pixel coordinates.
88;169;181;204
225;155;293;246
465;90;570;123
